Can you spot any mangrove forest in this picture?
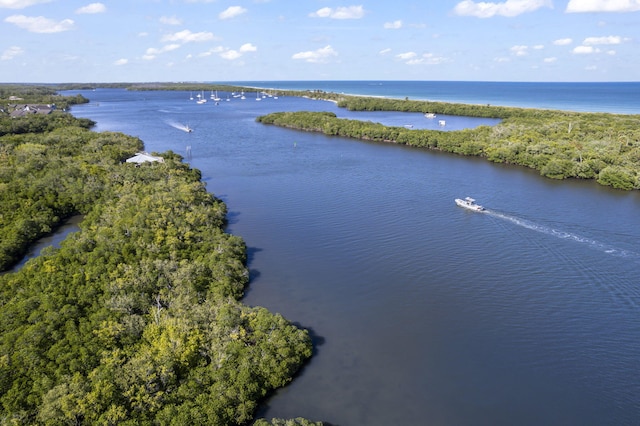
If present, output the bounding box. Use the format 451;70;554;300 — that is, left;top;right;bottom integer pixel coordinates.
257;97;640;190
0;87;315;425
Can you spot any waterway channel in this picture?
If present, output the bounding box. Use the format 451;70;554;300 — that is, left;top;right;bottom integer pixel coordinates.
66;89;640;425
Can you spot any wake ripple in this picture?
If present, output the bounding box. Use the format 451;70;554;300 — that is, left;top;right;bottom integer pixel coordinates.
165;120;193;133
485;210;640;260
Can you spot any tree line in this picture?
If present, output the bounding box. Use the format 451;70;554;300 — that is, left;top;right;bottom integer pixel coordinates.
1;88;317;425
257;102;640;190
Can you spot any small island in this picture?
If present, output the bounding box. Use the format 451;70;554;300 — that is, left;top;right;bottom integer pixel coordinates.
256;95;640;191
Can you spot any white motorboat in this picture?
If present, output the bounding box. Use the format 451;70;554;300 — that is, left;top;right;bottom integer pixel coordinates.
455;197;485;212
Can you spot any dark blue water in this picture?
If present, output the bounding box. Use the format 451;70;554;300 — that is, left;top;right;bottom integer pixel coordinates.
229;80;640;114
66;86;640;425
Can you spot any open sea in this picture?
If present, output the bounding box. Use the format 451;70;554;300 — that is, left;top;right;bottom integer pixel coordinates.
228;80;640;114
64;81;640;425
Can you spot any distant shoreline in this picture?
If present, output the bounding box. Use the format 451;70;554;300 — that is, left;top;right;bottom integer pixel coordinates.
48;81;640;114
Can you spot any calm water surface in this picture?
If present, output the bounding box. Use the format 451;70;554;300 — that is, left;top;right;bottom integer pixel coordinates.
231;80;640;114
67;88;640;425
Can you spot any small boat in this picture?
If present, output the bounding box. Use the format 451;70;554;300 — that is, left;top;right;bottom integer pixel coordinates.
455;197;484;212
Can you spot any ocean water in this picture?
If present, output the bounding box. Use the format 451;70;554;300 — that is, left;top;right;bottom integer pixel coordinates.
66;86;640;425
225;80;640;114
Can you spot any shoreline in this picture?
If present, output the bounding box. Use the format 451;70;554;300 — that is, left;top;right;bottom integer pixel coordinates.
228;80;640;115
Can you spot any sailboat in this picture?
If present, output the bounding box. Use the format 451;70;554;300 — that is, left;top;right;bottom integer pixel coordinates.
196;90;207;104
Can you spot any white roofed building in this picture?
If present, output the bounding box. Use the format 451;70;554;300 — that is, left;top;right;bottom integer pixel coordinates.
125;152;164;164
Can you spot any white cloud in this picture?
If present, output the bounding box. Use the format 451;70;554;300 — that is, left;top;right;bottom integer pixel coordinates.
239;43;257;53
583;35;625;45
400;52;448;65
379;48;392;55
143;44;181;60
543;56;557;62
164;44;181;52
396;51;417;60
1;45;23;60
309;5;365;19
200;43;257;60
533;44;544;50
566;0;640;13
199;46;224;57
421;53;448;65
0;0;51;9
292;45;338;63
219;6;247;20
510;45;529;56
384;20;403;29
114;58;128;66
220;50;242;60
4;15;74;33
160;16;182;25
572;45;600;54
553;38;573;45
162;30;215;43
453;0;552;18
75;3;106;14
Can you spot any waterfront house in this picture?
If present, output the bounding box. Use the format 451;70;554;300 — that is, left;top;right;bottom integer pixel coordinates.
125;152;165;164
9;104;55;118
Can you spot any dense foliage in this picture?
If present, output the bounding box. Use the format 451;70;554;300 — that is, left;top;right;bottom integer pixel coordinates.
0;91;313;424
257;106;640;190
1;85;88;112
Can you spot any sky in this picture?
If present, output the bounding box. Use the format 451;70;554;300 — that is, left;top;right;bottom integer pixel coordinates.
1;0;639;83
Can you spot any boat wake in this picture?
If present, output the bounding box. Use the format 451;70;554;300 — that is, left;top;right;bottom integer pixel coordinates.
485;210;640;259
166;120;193;133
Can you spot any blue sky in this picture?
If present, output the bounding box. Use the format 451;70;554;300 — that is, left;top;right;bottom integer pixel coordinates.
1;0;639;83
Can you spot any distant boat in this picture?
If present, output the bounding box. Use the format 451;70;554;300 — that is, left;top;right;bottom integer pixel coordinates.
256;91;261;101
167;120;193;133
455;197;484;212
189;92;194;100
197;91;207;104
